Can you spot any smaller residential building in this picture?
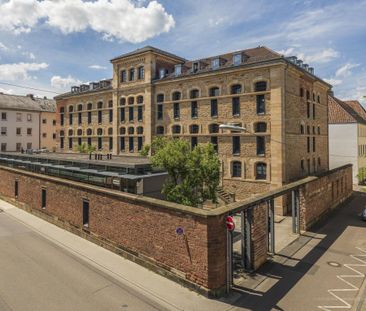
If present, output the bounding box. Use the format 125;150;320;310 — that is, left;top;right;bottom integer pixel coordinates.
0;93;56;152
328;96;366;184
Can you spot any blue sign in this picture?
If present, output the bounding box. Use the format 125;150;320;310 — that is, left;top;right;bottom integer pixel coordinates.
176;227;184;235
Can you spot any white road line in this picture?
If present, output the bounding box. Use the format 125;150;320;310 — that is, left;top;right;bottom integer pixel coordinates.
318;247;366;311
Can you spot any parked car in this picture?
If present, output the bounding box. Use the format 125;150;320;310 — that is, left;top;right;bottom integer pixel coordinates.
362;208;366;221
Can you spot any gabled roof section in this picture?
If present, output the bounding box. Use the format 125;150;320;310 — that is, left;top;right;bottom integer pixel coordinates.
0;93;56;112
343;100;366;122
328;95;366;124
110;46;187;62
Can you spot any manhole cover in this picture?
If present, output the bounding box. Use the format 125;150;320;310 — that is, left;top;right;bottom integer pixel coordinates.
327;261;341;267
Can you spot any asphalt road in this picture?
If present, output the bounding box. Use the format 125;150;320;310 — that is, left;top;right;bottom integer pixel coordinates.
0;211;166;311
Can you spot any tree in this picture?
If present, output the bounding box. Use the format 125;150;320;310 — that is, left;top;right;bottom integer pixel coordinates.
150;138;220;207
75;143;96;154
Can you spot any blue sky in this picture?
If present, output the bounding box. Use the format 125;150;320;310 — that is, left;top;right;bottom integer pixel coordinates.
0;0;365;104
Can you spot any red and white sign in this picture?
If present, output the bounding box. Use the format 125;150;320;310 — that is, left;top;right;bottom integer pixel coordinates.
226;216;235;231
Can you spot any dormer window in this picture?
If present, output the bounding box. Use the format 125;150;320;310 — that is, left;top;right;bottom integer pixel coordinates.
193;62;199;73
175;64;182;76
211;58;220;70
233;54;242;66
159;68;166;79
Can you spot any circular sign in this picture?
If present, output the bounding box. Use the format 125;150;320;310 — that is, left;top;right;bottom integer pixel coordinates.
226;216;235;231
176;227;184;235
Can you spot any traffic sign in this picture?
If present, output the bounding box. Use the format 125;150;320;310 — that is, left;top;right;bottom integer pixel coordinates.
226;216;235;231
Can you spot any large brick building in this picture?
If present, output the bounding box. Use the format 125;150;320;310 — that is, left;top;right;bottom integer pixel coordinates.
55;46;331;202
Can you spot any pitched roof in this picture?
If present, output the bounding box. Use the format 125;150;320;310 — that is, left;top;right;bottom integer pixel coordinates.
328;96;366;124
0;93;56;112
110;46;187;62
343;100;366;121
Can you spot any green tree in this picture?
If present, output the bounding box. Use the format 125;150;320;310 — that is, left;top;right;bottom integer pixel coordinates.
75;143;96;154
150;138;220;207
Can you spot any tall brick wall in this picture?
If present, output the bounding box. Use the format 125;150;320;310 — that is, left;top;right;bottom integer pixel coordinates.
251;202;268;270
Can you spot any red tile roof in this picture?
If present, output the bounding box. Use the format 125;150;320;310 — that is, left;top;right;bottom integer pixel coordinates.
328;96;366;124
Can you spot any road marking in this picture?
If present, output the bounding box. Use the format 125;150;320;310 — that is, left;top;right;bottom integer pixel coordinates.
318;247;366;311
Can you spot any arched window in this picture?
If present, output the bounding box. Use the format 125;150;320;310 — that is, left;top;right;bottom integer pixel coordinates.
172;91;181;101
172;125;181;134
255;122;267;133
313;92;316;101
60;107;65;113
300;124;305;134
190;124;199;134
77;104;83;111
119;127;126;135
209;123;220;133
300;88;304;97
59;130;64;137
87;103;93;110
86;128;92;136
209;87;220;97
157;94;164;103
156;126;164;135
137;126;143;135
254;81;267;92
108;100;113;108
108;128;113;135
120;98;126;106
255;163;267;180
190;89;199;99
68;129;73;136
97;101;103;109
77;129;83;136
68;106;74;112
306;90;310;100
137;96;143;104
232;161;242;177
317;95;320;103
128;127;134;135
231;84;242;94
128;97;134;105
97;128;103;136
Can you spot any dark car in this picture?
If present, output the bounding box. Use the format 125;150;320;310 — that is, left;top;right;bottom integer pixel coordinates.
362;208;366;221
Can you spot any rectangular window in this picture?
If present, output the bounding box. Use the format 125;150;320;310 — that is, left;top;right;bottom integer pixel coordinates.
313;104;316;119
27;114;32;122
138;66;144;80
173;103;180;119
121;70;127;82
53;120;56;126
98;137;102;150
15;180;19;198
301;160;304;171
1;127;7;135
307;137;310;153
1;112;6;120
98;111;102;123
82;200;89;227
129;107;134;121
42;119;47;124
175;64;182;76
129;137;134;152
16;143;21;152
313;137;316;152
307;102;311;118
26;143;32;150
191;101;198;118
232;136;240;155
69;113;73;125
60;137;64;149
16;113;22;121
137;106;143;121
193;62;199;73
256;95;265;114
27;128;32;135
233;53;242;65
0;143;6;151
211;99;218;117
256;136;265;156
109;137;113;150
211;58;220;69
211;136;218;152
138;136;143;151
68;138;73;149
120;137;125;151
77;112;82;125
87;111;92;124
78;137;82;146
16;128;21;135
129;68;135;81
232;97;240;116
43;133;47;138
109;109;113;123
41;188;46;209
87;137;91;146
157;104;163;120
60;114;64;126
191;136;198;149
120;107;125;122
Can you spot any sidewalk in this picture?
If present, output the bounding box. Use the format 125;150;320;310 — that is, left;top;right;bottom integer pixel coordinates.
0;199;239;311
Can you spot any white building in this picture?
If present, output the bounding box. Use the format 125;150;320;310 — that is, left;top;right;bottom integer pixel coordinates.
0;93;56;152
328;96;366;184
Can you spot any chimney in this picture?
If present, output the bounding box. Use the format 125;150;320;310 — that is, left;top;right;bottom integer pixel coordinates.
26;94;34;100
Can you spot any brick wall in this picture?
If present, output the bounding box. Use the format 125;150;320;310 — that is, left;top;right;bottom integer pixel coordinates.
251;202;268;270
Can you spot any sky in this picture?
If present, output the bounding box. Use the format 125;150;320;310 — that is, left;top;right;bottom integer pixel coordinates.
0;0;365;104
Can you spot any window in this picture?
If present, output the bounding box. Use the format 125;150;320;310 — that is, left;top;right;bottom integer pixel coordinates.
301;160;305;171
190;124;199;134
300;124;304;134
16;113;22;121
256;136;265;155
60;130;65;137
120;107;125;122
60;107;65;113
232;136;240;155
137;126;143;135
26;143;32;150
193;62;199;73
137;106;143;121
77;137;82;145
128;127;134;135
306;90;310;101
128;97;134;105
256;95;265;114
317;95;320;104
255;163;267;180
307;125;310;134
120;137;125;151
129;107;134;121
42;119;47;124
211;136;218;152
172;125;181;134
312;126;315;134
232;161;242;177
313;104;315;119
231;84;242;94
108;128;113;136
108;100;113;108
138;66;144;80
318;126;320;135
191;101;198;118
69;113;73;125
27;114;32;121
313;93;316;102
60;137;64;149
87;111;92;124
307;102;311;118
129;137;134;152
313;137;316;152
138;137;143;151
1;112;6;120
233;54;242;66
172;91;181;101
87;103;93;110
82;200;89;227
78;112;82;125
159;68;166;79
255;122;267;133
307;137;310;153
209;87;220;97
129;68;135;81
191;137;198;149
53;120;56;126
137;96;143;104
209;123;219;133
1;143;6;151
156;126;164;135
318;157;321;167
157;104;163;120
60;113;64;126
98;137;102;150
1;127;7;135
16;128;21;135
109;137;113;150
157;94;164;103
313;158;316;172
232;97;240;116
109;109;113;123
255;81;267;92
190;89;199;99
173;103;180;119
27;128;32;135
120;127;126;135
120;98;126;106
211;58;220;69
300;88;304;97
211;99;218;117
175;64;182;76
97;110;102;123
16;143;21;152
97;128;103;136
121;70;127;82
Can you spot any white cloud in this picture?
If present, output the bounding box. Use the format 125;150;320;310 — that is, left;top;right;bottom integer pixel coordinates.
88;65;107;70
22;51;36;60
324;78;342;86
0;87;14;94
277;47;295;56
0;62;48;80
0;0;175;43
51;75;82;89
299;48;339;64
0;42;8;51
335;63;360;78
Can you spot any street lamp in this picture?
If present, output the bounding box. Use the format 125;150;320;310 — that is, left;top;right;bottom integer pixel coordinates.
219;123;246;132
